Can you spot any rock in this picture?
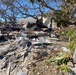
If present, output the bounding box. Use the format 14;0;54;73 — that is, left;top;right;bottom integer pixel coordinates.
51;34;56;38
6;52;15;56
49;38;60;41
21;33;27;38
1;60;9;69
18;37;32;48
0;45;17;57
73;48;76;64
61;47;70;52
37;72;40;75
54;48;58;50
0;58;6;69
17;72;27;75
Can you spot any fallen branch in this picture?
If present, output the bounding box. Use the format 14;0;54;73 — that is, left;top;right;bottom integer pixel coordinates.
7;62;11;75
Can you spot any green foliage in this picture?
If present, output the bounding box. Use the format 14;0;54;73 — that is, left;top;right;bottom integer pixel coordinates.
66;29;75;43
69;41;75;51
66;29;76;50
61;31;65;35
65;29;76;57
48;52;70;74
66;30;74;38
59;64;69;75
48;29;76;74
49;52;70;64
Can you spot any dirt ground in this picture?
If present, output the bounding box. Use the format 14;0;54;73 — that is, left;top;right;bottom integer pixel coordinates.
27;41;69;75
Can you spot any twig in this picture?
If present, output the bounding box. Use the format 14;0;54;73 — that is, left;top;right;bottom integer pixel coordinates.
7;62;11;75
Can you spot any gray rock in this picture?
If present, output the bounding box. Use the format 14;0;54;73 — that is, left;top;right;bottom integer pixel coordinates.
18;37;32;48
73;48;76;64
17;72;27;75
61;47;70;52
0;60;6;69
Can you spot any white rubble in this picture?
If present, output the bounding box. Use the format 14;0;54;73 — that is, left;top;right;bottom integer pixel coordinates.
61;47;70;52
0;32;60;75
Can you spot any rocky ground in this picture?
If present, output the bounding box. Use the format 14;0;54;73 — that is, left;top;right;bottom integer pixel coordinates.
0;36;68;75
0;27;76;75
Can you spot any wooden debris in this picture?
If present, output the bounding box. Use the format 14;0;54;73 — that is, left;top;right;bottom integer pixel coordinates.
7;62;11;75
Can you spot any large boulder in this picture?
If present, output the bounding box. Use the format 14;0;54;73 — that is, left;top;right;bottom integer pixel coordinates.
17;17;37;28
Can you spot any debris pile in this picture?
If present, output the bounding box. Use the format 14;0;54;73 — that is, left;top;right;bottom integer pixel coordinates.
0;25;55;75
0;22;76;75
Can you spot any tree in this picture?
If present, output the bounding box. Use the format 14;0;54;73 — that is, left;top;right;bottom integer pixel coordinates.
54;0;76;26
0;0;22;25
0;0;15;24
